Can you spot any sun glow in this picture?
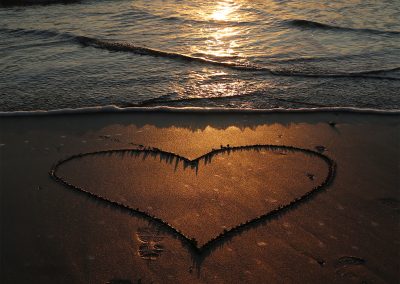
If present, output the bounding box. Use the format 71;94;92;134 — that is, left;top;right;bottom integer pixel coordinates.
184;0;251;98
209;1;239;21
192;1;244;59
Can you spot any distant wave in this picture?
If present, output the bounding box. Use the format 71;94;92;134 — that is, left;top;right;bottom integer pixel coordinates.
288;19;400;36
127;6;256;26
160;15;255;26
0;0;80;7
0;27;66;38
0;105;399;117
76;37;400;80
75;36;261;70
1;27;399;81
268;51;396;64
270;67;400;80
356;66;400;75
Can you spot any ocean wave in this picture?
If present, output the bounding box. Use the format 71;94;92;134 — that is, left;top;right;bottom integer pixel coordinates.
75;36;261;70
160;15;255;26
268;51;396;64
1;27;399;81
287;19;400;36
76;37;400;80
1;27;63;38
0;105;398;117
270;68;400;80
127;6;256;26
0;27;75;41
133;92;329;108
0;0;80;7
356;66;400;75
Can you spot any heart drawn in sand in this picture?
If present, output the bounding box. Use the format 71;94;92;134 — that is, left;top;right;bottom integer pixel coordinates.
50;145;335;253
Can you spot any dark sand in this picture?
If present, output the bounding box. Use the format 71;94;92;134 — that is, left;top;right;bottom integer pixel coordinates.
0;111;399;283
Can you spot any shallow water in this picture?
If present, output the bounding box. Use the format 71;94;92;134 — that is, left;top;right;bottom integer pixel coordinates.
1;0;400;111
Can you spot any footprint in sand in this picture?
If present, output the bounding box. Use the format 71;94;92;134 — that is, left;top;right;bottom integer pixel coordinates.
306;173;315;180
136;227;164;260
378;197;400;213
335;256;366;267
334;256;367;280
106;279;132;284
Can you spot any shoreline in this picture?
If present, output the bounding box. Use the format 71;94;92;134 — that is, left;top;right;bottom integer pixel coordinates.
0;106;399;117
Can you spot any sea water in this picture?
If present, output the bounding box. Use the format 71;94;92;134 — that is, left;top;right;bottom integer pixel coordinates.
1;0;399;111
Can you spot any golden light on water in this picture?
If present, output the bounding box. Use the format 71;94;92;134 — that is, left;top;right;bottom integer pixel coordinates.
192;1;244;59
201;26;240;57
209;0;238;21
181;1;253;99
178;0;256;99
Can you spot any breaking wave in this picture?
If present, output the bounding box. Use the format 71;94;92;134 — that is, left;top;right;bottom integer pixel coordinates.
0;105;399;117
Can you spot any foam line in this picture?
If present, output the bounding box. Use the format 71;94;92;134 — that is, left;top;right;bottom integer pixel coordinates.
0;105;399;117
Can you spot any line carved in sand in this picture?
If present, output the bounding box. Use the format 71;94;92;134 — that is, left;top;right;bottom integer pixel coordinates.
49;144;336;255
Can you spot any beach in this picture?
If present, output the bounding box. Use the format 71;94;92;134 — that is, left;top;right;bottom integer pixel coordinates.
0;110;398;283
1;0;400;282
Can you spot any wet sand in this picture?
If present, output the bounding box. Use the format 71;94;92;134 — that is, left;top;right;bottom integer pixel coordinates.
0;111;399;283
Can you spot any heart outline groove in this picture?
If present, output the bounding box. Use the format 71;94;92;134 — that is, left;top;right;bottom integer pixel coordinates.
49;144;336;254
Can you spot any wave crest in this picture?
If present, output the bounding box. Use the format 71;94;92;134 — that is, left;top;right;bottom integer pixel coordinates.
287;19;400;36
1;27;399;81
0;105;398;117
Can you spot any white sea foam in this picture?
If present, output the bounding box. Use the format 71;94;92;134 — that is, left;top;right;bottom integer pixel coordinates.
0;105;398;117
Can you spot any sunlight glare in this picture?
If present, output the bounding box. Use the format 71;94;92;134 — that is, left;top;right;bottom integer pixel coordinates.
193;1;244;59
209;1;239;21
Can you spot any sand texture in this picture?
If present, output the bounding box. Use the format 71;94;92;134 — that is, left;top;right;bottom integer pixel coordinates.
0;112;399;283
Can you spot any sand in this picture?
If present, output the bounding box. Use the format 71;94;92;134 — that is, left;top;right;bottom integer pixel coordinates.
0;111;399;283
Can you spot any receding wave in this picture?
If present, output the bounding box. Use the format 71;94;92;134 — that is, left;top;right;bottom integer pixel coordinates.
288;19;400;36
131;92;329;108
0;105;398;117
1;27;399;81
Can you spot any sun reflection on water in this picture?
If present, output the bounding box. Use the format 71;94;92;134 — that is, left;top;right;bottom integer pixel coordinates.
169;1;261;103
208;0;239;21
174;0;265;103
192;26;241;59
193;0;245;60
